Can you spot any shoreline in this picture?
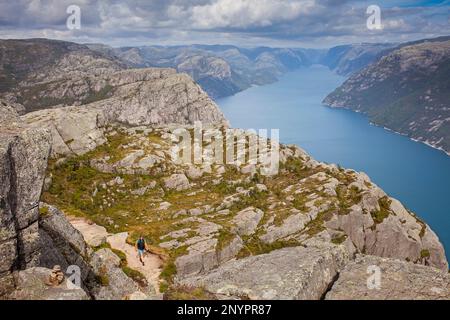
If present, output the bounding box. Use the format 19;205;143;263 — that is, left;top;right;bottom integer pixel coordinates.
326;104;450;158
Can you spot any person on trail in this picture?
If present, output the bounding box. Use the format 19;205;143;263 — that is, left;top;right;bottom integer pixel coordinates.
136;236;147;266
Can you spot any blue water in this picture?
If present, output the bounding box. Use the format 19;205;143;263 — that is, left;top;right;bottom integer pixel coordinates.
217;65;450;262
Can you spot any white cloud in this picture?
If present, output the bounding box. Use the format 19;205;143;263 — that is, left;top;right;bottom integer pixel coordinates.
0;0;448;47
177;0;317;29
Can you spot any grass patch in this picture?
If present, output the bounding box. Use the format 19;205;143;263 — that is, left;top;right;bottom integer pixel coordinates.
336;185;362;215
420;249;430;259
96;266;109;287
304;208;336;237
236;237;300;258
331;233;348;245
370;196;392;225
164;286;217;300
39;206;49;216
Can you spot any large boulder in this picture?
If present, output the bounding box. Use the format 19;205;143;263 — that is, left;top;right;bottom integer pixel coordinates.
89;248;139;300
163;174;190;191
22;106;107;157
231;207;264;236
178;240;349;300
326;255;450;300
38;203;95;286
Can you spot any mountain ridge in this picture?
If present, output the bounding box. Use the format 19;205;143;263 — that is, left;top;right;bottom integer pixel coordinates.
323;36;450;155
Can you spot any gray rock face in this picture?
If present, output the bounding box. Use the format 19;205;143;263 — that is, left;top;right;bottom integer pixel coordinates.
89;248;139;300
179;241;349;300
38;203;95;286
20;68;227;158
259;210;313;244
99;72;227;127
173;220;244;279
22;106;107;157
326;255;450;300
163;174;191;191
0;103;51;296
231;207;264;236
325;191;449;272
0;100;22;125
8;267;89;300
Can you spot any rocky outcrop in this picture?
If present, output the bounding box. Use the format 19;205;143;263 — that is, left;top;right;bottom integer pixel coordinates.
0;39;124;112
22;106;107;157
20;68;227;158
1;40;227;133
38;203;95;286
324;191;448;271
0;102;51;296
231;207;264;236
326;255;449;300
8;267;89;300
81;70;227;127
321;43;396;76
163;174;191;191
178;240;349;299
89;248;139;300
0;101;150;299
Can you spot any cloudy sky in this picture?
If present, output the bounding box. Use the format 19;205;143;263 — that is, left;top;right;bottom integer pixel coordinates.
0;0;449;48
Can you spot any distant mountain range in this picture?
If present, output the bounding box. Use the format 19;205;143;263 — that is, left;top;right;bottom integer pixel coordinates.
86;42;396;99
1;36;449;155
324;36;450;154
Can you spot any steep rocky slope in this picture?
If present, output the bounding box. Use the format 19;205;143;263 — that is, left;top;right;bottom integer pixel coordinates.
0;57;227;299
321;43;396;76
1;92;448;299
3;97;447;299
0;39;125;112
0;38;449;299
324;36;450;154
0;102;51;296
0;103;152;300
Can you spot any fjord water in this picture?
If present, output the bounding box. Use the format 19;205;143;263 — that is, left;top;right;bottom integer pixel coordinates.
217;65;450;261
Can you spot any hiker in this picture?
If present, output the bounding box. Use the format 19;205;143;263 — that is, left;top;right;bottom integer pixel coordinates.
136;236;147;266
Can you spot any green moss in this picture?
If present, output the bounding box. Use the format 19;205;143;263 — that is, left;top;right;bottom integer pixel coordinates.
331;234;348;245
420;249;430;259
96;266;109;287
123;266;148;287
336;185;362;215
370;196;392;225
292;195;308;212
158;246;188;291
228;188;269;212
236;237;300;258
93;242;111;251
216;230;236;252
39;206;49;216
304;208;335;237
111;248;127;264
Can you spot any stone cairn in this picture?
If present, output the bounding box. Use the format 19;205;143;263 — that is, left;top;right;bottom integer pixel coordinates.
48;265;65;286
